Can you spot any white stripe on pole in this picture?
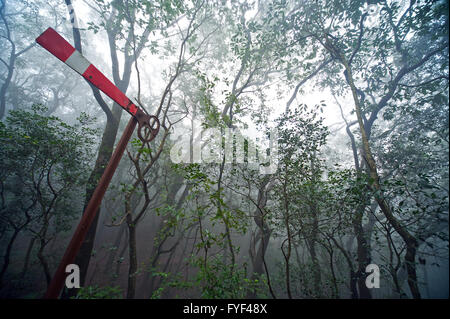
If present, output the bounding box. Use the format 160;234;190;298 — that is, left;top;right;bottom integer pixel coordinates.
65;50;91;75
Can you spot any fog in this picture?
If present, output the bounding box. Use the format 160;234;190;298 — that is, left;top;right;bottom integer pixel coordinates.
0;0;448;300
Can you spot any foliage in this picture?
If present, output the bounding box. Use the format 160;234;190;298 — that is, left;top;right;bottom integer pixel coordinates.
0;0;447;299
0;104;97;287
73;285;123;299
192;255;262;299
0;104;97;232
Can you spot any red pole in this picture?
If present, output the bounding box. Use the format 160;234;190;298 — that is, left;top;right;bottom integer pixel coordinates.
44;116;137;299
35;27;160;143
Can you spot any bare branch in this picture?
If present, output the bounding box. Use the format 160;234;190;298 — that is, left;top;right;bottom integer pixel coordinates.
367;42;449;132
398;75;449;88
286;58;332;112
14;41;35;58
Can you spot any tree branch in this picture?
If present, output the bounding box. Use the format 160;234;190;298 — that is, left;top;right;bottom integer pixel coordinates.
366;42;449;133
286;58;332;111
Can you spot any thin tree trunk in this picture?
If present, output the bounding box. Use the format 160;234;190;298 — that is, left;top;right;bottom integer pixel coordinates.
126;213;137;299
37;238;51;286
327;248;339;298
330;236;358;298
114;231;129;280
104;223;126;275
249;176;272;279
143;180;188;297
353;210;372;299
0;227;20;287
20;237;36;278
0;1;15;120
0;54;14;120
281;178;292;299
308;204;322;298
0;1;34;119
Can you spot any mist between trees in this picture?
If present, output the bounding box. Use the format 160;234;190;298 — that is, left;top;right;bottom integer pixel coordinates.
0;0;448;299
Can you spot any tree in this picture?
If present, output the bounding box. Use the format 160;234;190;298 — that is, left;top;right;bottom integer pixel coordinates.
0;0;447;299
272;104;328;298
0;104;96;291
0;0;41;119
60;0;190;297
264;0;448;298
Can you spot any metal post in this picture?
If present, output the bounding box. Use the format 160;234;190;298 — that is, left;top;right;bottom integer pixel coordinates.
44;116;137;299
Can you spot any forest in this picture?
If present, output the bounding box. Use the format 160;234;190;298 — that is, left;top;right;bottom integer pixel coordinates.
0;0;448;299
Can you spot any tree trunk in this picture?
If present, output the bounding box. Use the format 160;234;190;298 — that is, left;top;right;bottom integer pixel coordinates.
126;215;137;299
114;233;129;280
308;204;322;298
281;177;293;299
103;223;126;275
341;56;421;299
327;248;339;298
339;96;373;299
330;236;358;298
0;54;14;120
68;102;123;297
350;270;358;299
249;177;271;277
144;181;189;298
0;227;20;287
20;237;36;278
62;1;141;297
353;210;372;299
0;1;34;119
37;238;51;286
0;1;15;120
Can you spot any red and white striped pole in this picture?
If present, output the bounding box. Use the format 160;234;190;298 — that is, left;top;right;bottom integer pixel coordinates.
35;27;159;298
36;27;159;142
